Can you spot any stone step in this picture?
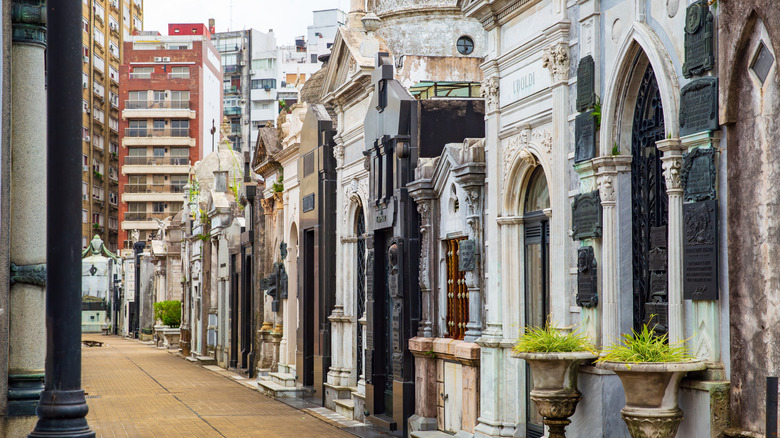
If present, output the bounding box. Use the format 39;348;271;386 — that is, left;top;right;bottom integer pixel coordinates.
269;372;296;387
257;379;303;398
410;431;454;438
195;355;216;366
257;375;271;382
333;398;354;420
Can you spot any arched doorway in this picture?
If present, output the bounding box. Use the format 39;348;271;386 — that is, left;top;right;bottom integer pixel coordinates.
523;165;550;438
629;62;668;334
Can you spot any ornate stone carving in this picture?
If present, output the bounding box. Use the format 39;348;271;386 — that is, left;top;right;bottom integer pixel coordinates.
535;129;553;154
503;129;531;186
343;178;369;229
333;145;345;167
519;150;537;167
10;263;46;287
597;175;616;204
662;156;683;192
542;43;570;83
417;201;432;290
12;0;47;47
622;414;683;438
481;76;500;112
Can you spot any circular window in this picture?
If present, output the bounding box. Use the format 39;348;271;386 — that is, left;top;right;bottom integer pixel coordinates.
457;36;474;55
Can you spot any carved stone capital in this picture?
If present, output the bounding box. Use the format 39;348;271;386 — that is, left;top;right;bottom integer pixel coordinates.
661;155;683;193
542;42;570;83
481;76;500;113
597;175;616;204
333;145;345;167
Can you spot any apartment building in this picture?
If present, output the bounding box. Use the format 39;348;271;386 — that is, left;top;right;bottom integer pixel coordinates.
82;0;143;253
210;26;278;154
118;23;223;248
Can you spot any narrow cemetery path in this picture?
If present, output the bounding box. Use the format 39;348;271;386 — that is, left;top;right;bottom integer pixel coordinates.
81;335;352;438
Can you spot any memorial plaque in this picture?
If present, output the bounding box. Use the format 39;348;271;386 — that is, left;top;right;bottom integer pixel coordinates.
458;239;476;271
679;78;718;136
302;193;315;212
683;0;714;78
575;111;597;163
393;352;404;380
650;271;668;296
571;190;602;240
364;350;373;383
576;246;598;308
681;146;717;202
577;55;596;112
684;200;718;300
650;226;668;249
649;247;668;272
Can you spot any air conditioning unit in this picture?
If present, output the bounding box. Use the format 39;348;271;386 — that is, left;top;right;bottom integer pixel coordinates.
162;57;170;62
85;135;90;142
239;99;246;105
83;165;89;172
82;83;88;89
83;56;89;63
250;70;256;75
154;56;162;62
86;108;90;114
83;194;88;201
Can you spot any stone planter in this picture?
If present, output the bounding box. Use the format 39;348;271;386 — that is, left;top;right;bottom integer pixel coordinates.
162;328;181;349
595;360;707;438
511;351;597;438
153;324;170;347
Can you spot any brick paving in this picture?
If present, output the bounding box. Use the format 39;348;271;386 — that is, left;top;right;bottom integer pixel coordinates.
81;336;352;438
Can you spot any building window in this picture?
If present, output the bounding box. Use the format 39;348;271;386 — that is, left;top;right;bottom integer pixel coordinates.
152;202;166;213
171;147;189;165
109;41;120;59
94;27;104;47
311;54;318;63
93;0;104;19
109;141;119;155
445;238;468;340
153;90;165;105
171;175;187;192
92;185;104;201
108;192;118;205
93;54;105;73
82;182;88;200
127;120;147;137
92;212;104;226
751;41;775;85
82;44;89;58
82;126;89;141
170;66;190;79
171;119;189;136
153;147;165;157
130;67;153;79
456;36;474;55
82;18;89;33
251;79;276;90
153;119;165;131
83;209;88;223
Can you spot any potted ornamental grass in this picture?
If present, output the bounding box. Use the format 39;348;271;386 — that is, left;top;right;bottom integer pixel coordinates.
511;322;597;438
595;322;705;438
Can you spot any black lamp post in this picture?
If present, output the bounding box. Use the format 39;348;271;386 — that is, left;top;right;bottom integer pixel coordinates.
29;0;94;436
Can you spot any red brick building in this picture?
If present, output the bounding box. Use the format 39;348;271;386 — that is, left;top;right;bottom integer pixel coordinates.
118;24;223;247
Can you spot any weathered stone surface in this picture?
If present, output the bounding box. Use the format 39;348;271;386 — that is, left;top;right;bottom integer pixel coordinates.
720;0;780;431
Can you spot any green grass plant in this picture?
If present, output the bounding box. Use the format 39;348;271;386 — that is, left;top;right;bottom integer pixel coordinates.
597;322;692;363
513;321;594;354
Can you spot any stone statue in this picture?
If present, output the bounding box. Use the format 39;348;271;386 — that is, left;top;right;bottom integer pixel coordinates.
81;235;119;260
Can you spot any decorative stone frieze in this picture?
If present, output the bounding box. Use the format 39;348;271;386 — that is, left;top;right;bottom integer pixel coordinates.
481;76;499;113
542;42;570;83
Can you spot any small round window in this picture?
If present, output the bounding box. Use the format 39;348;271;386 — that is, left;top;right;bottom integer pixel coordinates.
457;36;474;55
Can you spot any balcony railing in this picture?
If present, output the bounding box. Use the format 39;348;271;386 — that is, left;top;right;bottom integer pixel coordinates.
128;72;151;79
124;183;187;194
225;106;241;116
124;127;189;137
223;65;240;74
124;212;179;221
124;100;190;110
223;86;239;95
124;156;190;166
168;72;190;79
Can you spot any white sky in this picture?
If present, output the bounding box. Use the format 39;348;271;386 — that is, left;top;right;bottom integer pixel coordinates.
143;0;351;45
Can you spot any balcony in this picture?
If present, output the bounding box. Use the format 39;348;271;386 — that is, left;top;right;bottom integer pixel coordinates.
123;99;195;119
125;100;190;110
225;106;241;116
124;212;177;222
223;65;240;74
124;156;190;166
128;72;151;79
223;85;239;95
124;183;187;194
168;72;190;79
124;127;189;137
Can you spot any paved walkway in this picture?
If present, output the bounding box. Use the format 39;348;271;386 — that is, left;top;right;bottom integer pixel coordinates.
82;336;352;438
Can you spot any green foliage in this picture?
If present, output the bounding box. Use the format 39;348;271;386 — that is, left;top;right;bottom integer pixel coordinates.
92;223;100;230
93;170;103;180
597;321;693;363
513;320;595;354
272;170;284;193
591;95;602;130
279;100;288;113
612;142;619;156
154;300;181;328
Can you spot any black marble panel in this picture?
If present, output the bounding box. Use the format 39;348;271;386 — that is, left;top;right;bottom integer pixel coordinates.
679;77;718;136
682;146;717;202
572;190;602;240
577;55;596;112
683;0;714;78
458;239;476;271
683;200;719;300
575;111;597;163
576;246;598;308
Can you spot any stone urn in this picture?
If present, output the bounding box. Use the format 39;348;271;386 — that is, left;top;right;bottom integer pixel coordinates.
511;351;597;438
595;360;706;438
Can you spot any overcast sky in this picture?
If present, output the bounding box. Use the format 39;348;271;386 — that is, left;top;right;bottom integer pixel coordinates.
143;0;351;45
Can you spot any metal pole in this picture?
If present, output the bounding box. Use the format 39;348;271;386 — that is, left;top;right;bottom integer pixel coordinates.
29;0;94;435
133;241;145;338
769;376;778;438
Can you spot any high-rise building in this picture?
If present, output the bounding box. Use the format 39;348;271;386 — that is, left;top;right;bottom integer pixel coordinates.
118;23;223;248
82;0;144;253
211;27;278;154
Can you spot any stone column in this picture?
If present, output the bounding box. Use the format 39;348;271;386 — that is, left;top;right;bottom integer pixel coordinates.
542;40;572;325
408;180;435;338
6;2;46;432
596;168;618;347
657;138;684;344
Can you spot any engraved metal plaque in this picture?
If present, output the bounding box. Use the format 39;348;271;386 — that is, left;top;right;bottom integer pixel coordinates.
679;77;718;136
575;111;597;163
302;193;315;212
577;55;596;112
572;190;602;240
576;246;598;308
681;147;717;202
458;239;476;271
683;0;714;78
649;247;668;272
650;226;668;249
683;200;718;300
